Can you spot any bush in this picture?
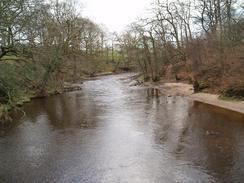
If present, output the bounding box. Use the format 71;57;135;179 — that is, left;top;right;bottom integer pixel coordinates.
0;105;11;124
0;63;20;104
0;60;40;105
0;86;9;104
221;83;244;100
193;80;209;92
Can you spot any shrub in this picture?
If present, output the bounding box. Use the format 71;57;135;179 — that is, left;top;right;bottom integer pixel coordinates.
221;83;244;100
193;80;209;92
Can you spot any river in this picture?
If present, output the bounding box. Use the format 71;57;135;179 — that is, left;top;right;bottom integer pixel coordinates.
1;73;244;183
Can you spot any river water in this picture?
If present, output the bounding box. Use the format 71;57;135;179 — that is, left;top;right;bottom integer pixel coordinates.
1;73;244;183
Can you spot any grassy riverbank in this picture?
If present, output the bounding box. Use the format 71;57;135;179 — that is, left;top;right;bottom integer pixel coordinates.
0;55;121;124
0;0;134;125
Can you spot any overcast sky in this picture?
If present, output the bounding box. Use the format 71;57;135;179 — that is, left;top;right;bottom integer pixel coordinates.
82;0;151;33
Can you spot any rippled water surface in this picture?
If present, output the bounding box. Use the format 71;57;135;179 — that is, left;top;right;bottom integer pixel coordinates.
1;73;244;183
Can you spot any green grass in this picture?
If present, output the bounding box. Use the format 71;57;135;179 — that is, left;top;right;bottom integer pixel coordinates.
101;51;123;61
0;55;20;61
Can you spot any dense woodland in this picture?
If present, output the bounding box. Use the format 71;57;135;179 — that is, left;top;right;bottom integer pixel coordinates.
0;0;244;122
0;0;124;121
119;0;244;94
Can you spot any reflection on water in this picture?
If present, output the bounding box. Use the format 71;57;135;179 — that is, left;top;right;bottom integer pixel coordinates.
0;73;244;183
147;88;160;98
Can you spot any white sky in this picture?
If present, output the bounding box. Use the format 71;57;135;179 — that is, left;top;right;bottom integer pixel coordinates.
82;0;152;33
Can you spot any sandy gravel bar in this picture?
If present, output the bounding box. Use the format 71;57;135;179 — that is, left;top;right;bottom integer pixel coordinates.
148;82;244;115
